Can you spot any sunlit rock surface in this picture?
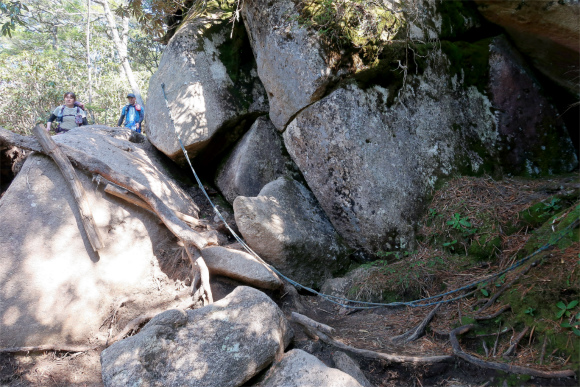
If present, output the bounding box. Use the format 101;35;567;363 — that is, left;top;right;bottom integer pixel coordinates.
146;14;268;163
241;0;346;131
101;286;293;387
259;349;363;387
233;178;350;287
0;127;198;347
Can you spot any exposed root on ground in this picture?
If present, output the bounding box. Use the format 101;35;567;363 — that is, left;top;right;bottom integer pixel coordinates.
291;312;454;365
449;325;576;379
391;304;440;344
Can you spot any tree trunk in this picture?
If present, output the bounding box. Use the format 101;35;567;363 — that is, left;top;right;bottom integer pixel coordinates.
86;0;95;123
97;0;144;107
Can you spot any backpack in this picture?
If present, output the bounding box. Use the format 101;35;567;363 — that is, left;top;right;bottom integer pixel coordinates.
122;104;142;124
56;104;84;133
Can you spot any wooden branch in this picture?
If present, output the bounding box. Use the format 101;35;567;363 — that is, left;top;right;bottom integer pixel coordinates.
104;184;208;228
291;315;453;364
392;304;440;344
32;125;103;252
290;312;336;336
449;325;575;379
503;326;529;358
0;126;210;251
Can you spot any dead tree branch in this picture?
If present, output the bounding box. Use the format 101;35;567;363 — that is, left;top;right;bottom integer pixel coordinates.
0;126;214;303
502;326;529;358
32;125;103;252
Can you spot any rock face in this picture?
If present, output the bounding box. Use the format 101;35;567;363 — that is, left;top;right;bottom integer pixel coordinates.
0;127;198;347
283;39;578;254
259;349;363;387
241;0;344;131
331;351;373;387
101;286;293;387
146;14;268;162
215;116;295;204
474;0;579;96
488;35;578;175
233;178;350;286
201;245;283;290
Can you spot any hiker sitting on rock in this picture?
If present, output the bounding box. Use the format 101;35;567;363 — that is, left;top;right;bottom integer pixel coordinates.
46;91;88;134
118;93;144;133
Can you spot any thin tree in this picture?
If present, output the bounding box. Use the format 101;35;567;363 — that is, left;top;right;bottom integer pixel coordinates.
86;0;95;122
95;0;144;107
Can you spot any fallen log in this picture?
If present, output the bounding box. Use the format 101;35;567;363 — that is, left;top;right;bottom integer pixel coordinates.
32;125;104;252
450;324;576;379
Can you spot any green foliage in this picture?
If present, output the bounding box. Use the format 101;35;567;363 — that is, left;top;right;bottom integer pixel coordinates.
555;300;578;319
447;213;472;230
0;0;27;37
0;0;160;134
524;307;535;316
440;39;491;94
295;0;403;63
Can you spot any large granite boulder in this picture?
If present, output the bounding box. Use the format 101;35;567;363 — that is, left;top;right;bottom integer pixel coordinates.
241;0;345;131
146;14;268;163
0;127;199;347
233;178;350;287
474;0;579;96
283;37;577;254
259;349;363;387
101;286;293;387
215;116;296;204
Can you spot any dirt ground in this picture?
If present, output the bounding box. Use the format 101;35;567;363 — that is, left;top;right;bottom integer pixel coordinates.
1;176;578;387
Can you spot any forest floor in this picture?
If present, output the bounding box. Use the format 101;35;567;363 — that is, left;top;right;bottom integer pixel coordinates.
1;173;578;387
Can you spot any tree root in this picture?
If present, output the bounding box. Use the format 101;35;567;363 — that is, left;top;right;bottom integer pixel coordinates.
1;126;215;305
478;261;537;313
290;312;453;364
475;305;511;321
450;325;575;379
502;326;529;358
392;304;441;344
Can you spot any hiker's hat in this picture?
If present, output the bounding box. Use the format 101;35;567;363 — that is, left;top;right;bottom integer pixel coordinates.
127;93;136;98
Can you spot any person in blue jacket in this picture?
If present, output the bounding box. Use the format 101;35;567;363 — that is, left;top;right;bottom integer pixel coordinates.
118;93;144;133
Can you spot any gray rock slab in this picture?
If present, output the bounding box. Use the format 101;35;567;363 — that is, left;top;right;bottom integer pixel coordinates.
283;46;577;254
201;245;283;290
242;0;343;130
146;14;268;162
215;116;295;204
331;351;373;387
233;177;350;287
259;349;363;387
101;286;293;387
0;126;198;347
